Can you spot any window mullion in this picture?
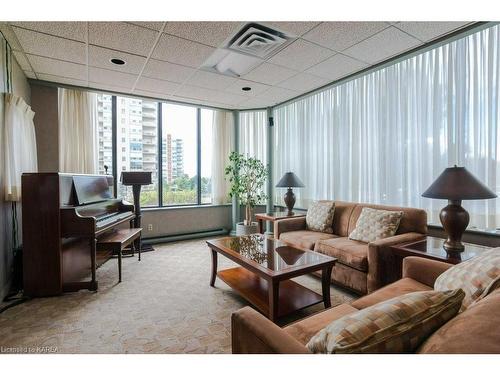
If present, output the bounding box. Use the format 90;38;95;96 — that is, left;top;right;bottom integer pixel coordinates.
158;102;163;207
196;108;202;205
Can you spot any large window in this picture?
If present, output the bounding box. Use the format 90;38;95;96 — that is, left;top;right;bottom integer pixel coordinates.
96;96;218;208
273;24;500;229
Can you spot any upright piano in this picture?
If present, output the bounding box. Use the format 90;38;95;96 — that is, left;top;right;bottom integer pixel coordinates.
22;173;135;297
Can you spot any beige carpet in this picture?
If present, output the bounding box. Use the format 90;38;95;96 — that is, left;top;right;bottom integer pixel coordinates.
0;238;355;354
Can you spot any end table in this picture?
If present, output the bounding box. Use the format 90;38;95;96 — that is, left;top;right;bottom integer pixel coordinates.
255;211;306;234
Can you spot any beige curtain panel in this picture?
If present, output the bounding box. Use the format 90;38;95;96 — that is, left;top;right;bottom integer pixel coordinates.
58;88;98;174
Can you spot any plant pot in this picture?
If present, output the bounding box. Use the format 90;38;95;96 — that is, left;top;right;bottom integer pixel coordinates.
236;222;259;236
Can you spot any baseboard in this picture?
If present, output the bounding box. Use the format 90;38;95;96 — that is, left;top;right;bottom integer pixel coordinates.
142;228;230;244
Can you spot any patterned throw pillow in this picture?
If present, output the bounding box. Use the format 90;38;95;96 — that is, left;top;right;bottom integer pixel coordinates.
306;289;465;354
306;201;335;233
434;248;500;310
348;207;403;243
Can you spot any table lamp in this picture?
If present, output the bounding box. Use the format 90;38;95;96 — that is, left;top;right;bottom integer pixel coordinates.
275;172;305;215
422;166;496;254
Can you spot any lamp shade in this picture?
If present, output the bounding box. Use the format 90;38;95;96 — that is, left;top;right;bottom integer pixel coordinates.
275;172;305;188
422;166;497;200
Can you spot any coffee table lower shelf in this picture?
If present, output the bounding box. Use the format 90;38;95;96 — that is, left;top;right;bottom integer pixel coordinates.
217;266;324;319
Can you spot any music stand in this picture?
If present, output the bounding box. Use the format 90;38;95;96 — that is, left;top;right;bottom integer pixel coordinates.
121;171;154;252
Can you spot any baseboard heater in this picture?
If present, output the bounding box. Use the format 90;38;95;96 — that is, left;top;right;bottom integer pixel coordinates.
142;228;230;245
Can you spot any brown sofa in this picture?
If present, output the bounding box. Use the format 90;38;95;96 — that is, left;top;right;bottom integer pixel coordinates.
232;256;500;354
274;201;427;294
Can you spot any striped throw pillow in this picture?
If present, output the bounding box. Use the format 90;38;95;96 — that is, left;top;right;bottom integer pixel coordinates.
306;289;465;354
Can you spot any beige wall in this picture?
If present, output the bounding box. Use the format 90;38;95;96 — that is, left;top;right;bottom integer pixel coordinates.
141;205;232;238
30;84;59;172
0;49;31;300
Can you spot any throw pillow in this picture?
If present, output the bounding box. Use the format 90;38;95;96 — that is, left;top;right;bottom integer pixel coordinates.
306;201;335;233
306;289;465;354
349;207;403;243
434;248;500;310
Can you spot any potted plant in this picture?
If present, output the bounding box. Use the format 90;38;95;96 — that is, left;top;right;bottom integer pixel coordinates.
225;151;268;235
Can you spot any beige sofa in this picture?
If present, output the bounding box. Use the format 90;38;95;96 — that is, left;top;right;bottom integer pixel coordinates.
232;256;500;354
274;201;428;294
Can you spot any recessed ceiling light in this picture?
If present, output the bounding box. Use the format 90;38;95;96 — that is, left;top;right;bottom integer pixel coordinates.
242;87;251;91
110;58;126;65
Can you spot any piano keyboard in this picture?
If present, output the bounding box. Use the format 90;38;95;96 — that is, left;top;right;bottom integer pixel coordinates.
96;211;135;228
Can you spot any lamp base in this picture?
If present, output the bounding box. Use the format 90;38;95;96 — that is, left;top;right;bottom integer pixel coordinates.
440;200;469;254
283;188;296;215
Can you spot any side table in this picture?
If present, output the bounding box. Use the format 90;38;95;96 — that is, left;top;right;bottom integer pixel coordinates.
255;212;306;234
386;236;490;285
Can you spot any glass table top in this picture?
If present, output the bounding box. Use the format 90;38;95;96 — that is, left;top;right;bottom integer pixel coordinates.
213;234;334;272
399;237;490;262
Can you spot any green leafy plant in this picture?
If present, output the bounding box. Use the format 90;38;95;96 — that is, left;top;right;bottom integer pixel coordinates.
225;151;268;225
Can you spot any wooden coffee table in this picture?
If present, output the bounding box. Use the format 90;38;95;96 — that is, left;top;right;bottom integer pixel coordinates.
207;235;337;322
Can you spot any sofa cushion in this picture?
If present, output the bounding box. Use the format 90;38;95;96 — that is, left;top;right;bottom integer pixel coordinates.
306;201;336;233
348;203;427;236
284;304;358;345
348;207;403;243
306;289;465;354
418;289;500;353
351;277;432;310
280;230;337;250
315;237;368;271
434;247;500;310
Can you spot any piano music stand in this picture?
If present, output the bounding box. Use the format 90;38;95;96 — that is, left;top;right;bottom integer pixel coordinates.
120;171;154;253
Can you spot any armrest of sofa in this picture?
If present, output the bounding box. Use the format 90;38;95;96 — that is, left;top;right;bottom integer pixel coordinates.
402;256;453;288
274;217;307;239
231;307;310;354
367;232;426;293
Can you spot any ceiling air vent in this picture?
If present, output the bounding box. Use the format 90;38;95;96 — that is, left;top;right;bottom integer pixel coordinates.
226;23;294;59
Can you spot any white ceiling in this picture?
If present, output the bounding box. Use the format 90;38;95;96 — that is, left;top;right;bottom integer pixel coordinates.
0;21;472;109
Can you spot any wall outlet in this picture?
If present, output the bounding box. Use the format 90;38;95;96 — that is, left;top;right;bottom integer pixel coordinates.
147;224;153;231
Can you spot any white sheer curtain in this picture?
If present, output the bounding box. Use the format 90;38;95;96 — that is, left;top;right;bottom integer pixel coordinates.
211;110;234;204
3;93;37;201
274;24;500;229
58;88;98;174
238;110;267;164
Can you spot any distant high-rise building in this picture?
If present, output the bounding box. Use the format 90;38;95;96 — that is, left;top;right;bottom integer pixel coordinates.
163;134;184;184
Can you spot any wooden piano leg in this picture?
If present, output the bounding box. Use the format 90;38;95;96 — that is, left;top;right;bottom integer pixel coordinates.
89;237;98;291
118;247;122;282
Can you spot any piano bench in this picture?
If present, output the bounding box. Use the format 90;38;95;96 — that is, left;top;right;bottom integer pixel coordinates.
97;228;142;282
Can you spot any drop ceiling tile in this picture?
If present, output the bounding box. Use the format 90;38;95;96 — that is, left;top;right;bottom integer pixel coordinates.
163;22;242;47
242;63;298;85
258;86;298;103
88;45;146;74
135;76;181;94
23;71;36;79
142;59;195;83
184;70;237;90
27;54;87;80
176;84;223;102
306;53;368;80
37;73;88;87
13;27;86;64
88;67;137;89
210;90;248;106
0;24;22;50
133;89;171;100
303;22;390;51
89;82;133;94
152;33;216;68
238;97;272;109
11;22;87;42
395;22;470;42
13;50;32;71
262;22;321;36
277;72;330;92
128;22;165;31
224;79;271;97
268;39;334;71
343;26;422;64
89;22;159;56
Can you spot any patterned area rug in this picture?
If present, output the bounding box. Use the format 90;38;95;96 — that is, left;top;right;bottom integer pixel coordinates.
0;238;355;354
